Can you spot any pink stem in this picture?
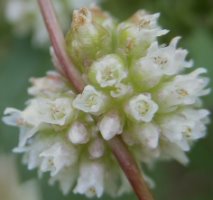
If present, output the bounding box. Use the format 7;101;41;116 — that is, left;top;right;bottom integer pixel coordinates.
37;1;154;200
108;137;154;200
38;0;85;93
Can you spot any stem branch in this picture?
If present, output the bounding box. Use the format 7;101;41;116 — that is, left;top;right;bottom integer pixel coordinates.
37;1;154;200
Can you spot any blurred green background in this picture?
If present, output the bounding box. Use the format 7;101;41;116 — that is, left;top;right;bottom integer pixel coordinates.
0;0;213;200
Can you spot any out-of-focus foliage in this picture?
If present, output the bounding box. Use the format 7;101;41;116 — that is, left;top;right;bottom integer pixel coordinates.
0;0;213;200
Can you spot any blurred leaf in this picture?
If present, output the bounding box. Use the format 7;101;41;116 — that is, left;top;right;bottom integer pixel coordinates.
183;28;213;108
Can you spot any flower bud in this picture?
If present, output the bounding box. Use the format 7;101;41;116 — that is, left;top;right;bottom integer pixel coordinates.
98;111;123;140
133;123;160;149
88;138;105;159
68;122;90;144
66;7;115;69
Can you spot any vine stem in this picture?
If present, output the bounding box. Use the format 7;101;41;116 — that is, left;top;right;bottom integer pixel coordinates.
108;137;154;200
38;0;85;93
37;1;154;200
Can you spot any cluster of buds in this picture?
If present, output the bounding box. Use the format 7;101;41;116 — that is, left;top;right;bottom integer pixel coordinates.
3;6;210;198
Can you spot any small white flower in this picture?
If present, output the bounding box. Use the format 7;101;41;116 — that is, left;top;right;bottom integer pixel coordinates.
98;111;123;140
49;167;78;195
147;37;193;75
74;160;104;198
157;68;210;110
160;108;209;151
68;121;90;144
7;97;74;127
132;37;193;90
3;108;41;147
133;123;160;149
117;10;168;54
40;140;77;176
160;141;189;165
73;85;108;115
28;71;69;97
89;54;128;87
126;94;158;122
104;165;131;197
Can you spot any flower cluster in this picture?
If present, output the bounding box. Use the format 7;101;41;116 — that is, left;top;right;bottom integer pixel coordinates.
4;0;100;46
3;6;210;198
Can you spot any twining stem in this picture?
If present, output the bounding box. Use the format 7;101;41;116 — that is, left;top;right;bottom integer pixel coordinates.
37;1;154;200
108;137;154;200
38;0;85;93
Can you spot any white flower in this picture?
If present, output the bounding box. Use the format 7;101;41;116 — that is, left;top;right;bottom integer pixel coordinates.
68;121;90;144
160;108;209;151
4;97;74;127
0;154;41;200
3;97;75;147
3;108;40;147
49;166;78;195
104;166;131;197
132;37;193;89
133;123;160;149
147;37;193;75
28;71;70;98
160;141;189;165
157;68;210;111
74;160;104;198
89;54;128;87
73;85;108;115
98;111;123;140
117;10;168;54
126;94;158;122
39;140;78;176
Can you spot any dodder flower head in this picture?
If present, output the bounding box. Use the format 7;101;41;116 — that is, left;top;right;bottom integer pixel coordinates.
3;6;210;198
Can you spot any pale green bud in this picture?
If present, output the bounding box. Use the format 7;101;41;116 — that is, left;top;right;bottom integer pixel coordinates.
66;7;115;70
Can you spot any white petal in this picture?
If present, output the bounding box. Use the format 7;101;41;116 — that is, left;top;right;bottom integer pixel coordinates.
74;160;104;198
